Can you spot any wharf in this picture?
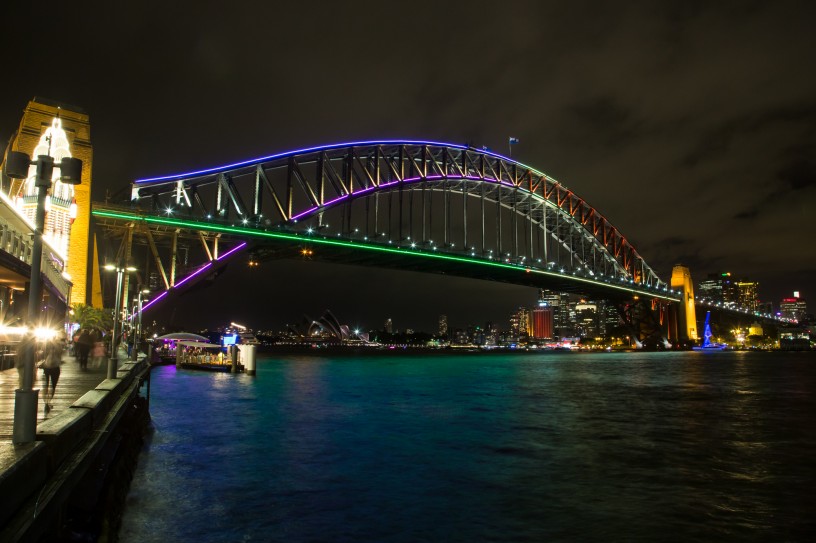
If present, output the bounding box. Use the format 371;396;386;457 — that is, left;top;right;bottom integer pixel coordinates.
0;346;150;541
0;352;109;440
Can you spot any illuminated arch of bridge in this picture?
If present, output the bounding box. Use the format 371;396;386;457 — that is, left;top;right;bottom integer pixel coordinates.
106;140;677;304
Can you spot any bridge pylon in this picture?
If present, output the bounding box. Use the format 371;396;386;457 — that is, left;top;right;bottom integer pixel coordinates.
670;264;698;343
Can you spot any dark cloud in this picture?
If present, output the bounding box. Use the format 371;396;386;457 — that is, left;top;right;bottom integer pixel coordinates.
3;0;815;329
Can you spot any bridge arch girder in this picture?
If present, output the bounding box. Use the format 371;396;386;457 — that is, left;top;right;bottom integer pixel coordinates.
131;141;666;290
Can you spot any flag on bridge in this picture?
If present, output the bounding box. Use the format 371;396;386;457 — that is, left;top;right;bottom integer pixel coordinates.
508;137;520;157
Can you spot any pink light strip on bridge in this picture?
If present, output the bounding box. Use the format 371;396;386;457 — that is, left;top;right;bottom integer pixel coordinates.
140;242;247;313
290;176;504;222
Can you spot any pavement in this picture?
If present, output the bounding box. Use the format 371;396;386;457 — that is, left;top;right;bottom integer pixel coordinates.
0;347;136;441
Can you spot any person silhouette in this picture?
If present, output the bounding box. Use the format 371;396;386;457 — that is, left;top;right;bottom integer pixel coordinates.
42;338;63;413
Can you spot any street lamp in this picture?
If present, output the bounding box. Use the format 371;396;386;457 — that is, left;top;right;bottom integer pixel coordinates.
3;149;82;444
104;263;137;378
130;288;150;361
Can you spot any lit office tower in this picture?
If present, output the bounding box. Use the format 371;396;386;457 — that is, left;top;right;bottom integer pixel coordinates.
721;273;739;306
574;300;599;338
384;318;393;334
697;274;722;302
531;305;554;339
780;292;807;322
539;289;563;334
698;273;733;303
438;315;448;337
510;307;530;338
735;280;759;310
599;300;622;337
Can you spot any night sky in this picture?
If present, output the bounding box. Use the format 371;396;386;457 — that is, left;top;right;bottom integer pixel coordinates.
2;2;814;332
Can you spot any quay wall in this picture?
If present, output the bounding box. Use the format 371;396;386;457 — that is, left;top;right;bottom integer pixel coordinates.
0;360;151;542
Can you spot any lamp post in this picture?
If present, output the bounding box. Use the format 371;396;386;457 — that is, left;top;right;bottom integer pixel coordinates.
3;150;82;444
104;264;136;378
131;288;150;361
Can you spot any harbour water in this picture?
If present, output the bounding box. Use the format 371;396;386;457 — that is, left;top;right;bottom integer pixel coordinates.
119;351;815;542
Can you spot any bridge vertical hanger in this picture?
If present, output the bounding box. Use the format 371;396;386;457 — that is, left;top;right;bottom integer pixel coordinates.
215;176;225;220
512;186;518;258
253;167;262;218
480;181;486;256
417;177;424;244
284;164;293;224
170;230;178;287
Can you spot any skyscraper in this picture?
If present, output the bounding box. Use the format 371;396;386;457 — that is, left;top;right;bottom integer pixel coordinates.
438;315;448;337
531;306;554;339
384;318;393;334
735;280;759;310
539;289;564;336
510;307;530;340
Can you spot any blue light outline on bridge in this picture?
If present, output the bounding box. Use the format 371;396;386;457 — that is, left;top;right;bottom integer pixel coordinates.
132;139;561;190
93;208;680;304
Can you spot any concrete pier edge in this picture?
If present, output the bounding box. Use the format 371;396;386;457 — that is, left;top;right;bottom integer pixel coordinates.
0;359;150;542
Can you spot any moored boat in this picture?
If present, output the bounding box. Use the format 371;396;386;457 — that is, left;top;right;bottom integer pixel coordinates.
151;332;211;365
175;341;243;372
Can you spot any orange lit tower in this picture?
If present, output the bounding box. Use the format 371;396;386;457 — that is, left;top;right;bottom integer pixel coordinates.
671;264;698;341
5;98;101;308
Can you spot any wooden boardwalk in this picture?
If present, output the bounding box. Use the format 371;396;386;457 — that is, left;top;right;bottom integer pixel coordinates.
0;351;111;441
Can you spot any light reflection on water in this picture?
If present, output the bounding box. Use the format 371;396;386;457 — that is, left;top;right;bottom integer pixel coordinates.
120;351;816;542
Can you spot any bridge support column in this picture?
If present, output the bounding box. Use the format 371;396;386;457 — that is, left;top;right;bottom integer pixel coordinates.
670;265;698;344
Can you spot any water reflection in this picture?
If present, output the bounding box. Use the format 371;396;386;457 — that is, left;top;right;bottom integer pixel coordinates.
121;351;816;542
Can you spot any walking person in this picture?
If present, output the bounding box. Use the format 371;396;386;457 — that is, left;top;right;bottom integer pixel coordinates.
76;329;92;370
41;338;63;413
91;329;106;368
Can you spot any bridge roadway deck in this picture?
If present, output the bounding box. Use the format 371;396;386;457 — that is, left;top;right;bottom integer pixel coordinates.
0;350;115;441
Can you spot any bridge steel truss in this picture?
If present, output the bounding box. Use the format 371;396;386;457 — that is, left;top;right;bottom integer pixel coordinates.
128;141;673;300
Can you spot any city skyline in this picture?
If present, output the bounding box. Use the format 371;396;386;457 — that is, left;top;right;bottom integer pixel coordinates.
2;2;814;327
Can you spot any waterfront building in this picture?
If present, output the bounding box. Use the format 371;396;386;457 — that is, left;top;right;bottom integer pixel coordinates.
452;328;469;344
484;321;498;346
780;293;807;322
757;301;774;315
384;318;393;334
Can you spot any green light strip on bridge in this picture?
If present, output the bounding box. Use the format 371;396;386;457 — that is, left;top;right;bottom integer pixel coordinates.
92;209;679;302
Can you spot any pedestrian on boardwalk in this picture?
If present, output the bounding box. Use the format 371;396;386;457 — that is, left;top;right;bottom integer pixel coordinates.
91;329;106;368
76;329;93;370
41;338;63;413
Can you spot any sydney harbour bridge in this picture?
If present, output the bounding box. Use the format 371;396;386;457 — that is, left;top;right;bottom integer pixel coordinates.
95;140;687;347
1;100;775;349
